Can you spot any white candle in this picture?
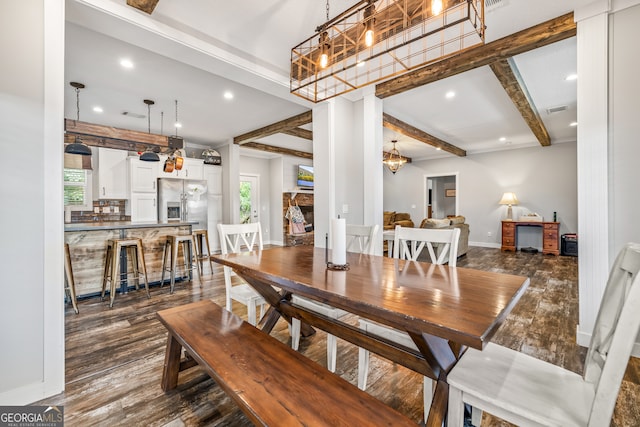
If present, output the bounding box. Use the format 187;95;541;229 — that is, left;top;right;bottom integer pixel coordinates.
331;218;346;265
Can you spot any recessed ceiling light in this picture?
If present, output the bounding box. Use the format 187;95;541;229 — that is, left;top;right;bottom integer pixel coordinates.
93;106;103;113
570;121;578;127
499;137;506;142
565;73;578;81
223;91;234;100
120;58;134;69
445;91;456;99
435;147;442;151
174;122;183;129
356;61;366;67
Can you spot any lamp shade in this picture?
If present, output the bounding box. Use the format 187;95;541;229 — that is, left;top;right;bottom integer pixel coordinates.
499;192;519;206
140;150;160;162
64;138;92;156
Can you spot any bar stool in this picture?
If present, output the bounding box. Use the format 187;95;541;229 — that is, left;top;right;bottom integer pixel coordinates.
160;234;202;293
64;243;79;314
101;238;150;308
193;229;213;275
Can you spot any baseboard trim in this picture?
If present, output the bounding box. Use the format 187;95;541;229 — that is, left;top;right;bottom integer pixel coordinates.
577;326;640;357
469;241;501;249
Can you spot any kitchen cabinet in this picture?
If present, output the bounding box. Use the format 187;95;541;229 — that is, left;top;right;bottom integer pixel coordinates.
129;157;157;193
130;192;157;222
157;155;204;180
204;164;223;195
93;147;128;199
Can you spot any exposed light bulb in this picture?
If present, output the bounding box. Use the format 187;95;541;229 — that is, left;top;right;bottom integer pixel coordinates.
432;0;443;15
320;52;329;68
365;29;374;47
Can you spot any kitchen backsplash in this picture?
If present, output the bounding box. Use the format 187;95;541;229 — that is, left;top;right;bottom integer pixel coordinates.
68;199;129;223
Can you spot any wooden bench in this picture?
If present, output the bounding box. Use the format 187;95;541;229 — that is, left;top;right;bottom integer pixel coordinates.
157;300;416;426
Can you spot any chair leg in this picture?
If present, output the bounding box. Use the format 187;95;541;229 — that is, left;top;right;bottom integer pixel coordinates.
291;318;301;350
204;235;213;274
358;347;369;390
101;243;112;300
447;386;465;427
327;334;337;373
160;239;169;287
190;236;202;286
423;377;434;424
170;239;178;293
471;406;483;426
129;246;140;291
247;301;257;326
136;240;150;298
64;244;79;314
109;243;121;308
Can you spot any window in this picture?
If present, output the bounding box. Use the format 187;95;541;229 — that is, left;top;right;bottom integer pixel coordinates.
64;168;88;207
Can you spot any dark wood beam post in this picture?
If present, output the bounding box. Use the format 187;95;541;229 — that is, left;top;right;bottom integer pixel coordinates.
376;13;576;99
490;58;550;147
383;113;466;157
234;111;312;145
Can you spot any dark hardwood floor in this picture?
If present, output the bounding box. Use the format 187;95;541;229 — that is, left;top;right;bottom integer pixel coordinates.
37;247;640;426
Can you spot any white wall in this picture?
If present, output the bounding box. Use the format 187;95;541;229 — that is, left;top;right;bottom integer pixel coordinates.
0;0;65;403
610;4;640;255
384;143;578;249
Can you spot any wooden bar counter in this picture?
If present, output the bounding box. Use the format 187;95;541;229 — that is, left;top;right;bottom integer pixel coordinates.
64;221;195;297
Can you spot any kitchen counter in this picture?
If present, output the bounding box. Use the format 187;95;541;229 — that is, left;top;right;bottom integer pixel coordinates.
65;220;197;232
65;221;198;297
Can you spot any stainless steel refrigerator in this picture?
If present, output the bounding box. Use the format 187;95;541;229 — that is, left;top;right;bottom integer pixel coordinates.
157;178;208;229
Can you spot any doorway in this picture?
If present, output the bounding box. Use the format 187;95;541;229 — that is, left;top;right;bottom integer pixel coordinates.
425;173;458;219
239;174;260;224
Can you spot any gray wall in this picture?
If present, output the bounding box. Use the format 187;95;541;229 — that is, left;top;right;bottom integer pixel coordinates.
384;142;578;248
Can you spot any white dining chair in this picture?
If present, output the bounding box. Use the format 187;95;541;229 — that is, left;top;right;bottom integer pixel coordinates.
217;222;266;326
447;242;640;427
290;224;378;372
358;225;460;423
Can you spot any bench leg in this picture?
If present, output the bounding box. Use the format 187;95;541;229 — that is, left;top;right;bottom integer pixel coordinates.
161;333;183;391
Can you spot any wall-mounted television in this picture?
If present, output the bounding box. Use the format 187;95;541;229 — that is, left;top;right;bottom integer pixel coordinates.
297;165;314;189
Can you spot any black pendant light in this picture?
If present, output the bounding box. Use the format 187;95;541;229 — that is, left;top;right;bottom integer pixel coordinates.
139;99;160;162
65;82;92;156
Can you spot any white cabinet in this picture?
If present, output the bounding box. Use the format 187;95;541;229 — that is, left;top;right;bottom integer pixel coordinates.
129;157;157;193
204;165;223;195
157;155;204;180
93;147;127;199
130;192;157;222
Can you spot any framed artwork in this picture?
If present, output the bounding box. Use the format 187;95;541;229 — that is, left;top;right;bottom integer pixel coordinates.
445;189;456;197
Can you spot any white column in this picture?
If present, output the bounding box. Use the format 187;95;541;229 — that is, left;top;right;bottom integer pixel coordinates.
312;101;335;248
362;87;384;255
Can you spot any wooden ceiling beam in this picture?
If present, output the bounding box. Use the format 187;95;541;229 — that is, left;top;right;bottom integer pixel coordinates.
375;13;576;99
383;113;466;157
234;111;312;145
241;142;313;160
490;58;550;147
65;119;169;147
282;127;313;141
126;0;159;14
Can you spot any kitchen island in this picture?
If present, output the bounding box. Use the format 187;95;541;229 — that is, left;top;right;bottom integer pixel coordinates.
65;221;197;297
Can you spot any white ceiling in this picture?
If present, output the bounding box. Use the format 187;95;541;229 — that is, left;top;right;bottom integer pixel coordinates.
64;0;590;160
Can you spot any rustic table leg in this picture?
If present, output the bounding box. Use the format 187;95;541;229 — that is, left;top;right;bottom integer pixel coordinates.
161;333;182;391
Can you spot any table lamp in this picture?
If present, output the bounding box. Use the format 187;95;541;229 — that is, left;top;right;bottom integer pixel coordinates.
499;192;519;221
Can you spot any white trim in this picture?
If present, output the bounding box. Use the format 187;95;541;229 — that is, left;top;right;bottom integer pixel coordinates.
43;0;65;401
575;11;610;345
423;172;459;220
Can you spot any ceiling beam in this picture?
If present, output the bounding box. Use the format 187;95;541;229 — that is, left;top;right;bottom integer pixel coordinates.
234;111;312;145
241;142;313;160
126;0;160;14
65;119;169;147
383;113;466;157
282;127;313;141
376;13;576;99
490;58;551;147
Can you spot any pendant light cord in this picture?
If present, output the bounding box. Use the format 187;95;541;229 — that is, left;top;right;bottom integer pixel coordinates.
75;87;80;121
174;99;179;137
326;0;330;20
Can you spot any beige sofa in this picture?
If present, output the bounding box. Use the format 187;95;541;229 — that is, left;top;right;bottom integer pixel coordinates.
418;216;470;258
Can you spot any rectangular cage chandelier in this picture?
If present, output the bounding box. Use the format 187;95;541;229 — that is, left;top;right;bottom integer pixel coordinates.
291;0;485;103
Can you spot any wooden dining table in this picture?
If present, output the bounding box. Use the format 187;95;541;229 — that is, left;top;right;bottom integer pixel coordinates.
211;246;530;426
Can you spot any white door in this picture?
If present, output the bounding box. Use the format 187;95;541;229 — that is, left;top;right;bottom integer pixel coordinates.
239;174;259;224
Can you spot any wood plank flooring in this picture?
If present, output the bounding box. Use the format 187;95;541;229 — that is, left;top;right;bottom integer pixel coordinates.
36;247;640;426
